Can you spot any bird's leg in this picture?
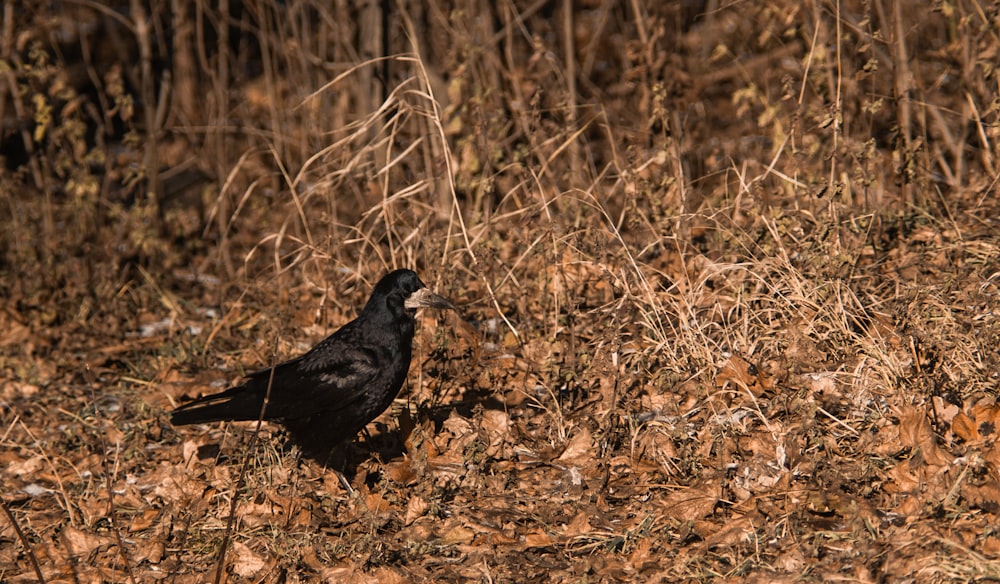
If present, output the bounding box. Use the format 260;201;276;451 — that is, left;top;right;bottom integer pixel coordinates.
359;427;377;452
335;468;355;495
319;444;356;494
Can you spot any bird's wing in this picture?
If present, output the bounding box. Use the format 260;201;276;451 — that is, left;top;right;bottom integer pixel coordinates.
243;343;382;419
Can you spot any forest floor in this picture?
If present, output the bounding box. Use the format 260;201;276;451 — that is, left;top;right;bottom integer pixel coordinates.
2;1;1000;582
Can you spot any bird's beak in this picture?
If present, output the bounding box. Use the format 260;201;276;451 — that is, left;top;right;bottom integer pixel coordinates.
404;287;456;311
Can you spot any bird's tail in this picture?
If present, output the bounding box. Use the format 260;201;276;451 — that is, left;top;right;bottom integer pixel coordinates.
170;385;264;425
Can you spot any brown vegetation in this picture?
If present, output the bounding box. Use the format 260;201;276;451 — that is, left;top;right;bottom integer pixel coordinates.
2;0;999;581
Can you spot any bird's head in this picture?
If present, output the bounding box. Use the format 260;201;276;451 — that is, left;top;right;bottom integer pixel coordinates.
368;269;455;319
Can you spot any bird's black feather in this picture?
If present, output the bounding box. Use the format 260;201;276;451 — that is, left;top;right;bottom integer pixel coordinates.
169;269;453;455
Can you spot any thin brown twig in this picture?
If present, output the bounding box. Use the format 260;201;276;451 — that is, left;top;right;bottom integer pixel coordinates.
213;334;281;584
84;365;138;584
100;449;138;584
562;0;581;185
0;497;46;583
129;0;160;207
410;48;521;343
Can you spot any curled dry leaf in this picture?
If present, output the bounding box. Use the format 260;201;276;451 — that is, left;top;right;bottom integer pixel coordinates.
480;408;511;453
231;541;268;579
716;355;774;396
898;406;953;467
404;495;429;525
557;426;593;465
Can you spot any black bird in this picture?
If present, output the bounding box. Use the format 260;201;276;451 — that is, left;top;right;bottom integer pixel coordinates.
170;269;454;458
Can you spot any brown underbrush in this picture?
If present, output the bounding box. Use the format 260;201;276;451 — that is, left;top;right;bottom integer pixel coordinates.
2;1;999;581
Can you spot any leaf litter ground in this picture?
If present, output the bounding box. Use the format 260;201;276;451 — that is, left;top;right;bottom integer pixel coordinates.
2;1;1000;582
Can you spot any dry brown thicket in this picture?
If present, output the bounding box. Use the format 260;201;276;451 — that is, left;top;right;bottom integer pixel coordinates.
2;0;999;581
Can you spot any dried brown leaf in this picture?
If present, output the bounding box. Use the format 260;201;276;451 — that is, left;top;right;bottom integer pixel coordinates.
62;526;113;557
383;458;417;484
963;481;1000;514
898;406;953;466
404;495;429;525
522;530;553;548
716;355;756;389
0;307;31;347
971;401;1000;439
885;459;922;495
716;355;774;395
952;410;979;442
704;515;754;547
663;481;721;522
557;426;593;465
440;524;476;545
364;492;391;514
132;538;165;564
480;409;512;456
230;541;267;579
128;508;160;532
561;511;593;538
983;442;1000;473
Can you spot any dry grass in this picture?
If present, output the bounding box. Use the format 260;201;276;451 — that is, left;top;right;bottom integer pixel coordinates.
2;0;1000;582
